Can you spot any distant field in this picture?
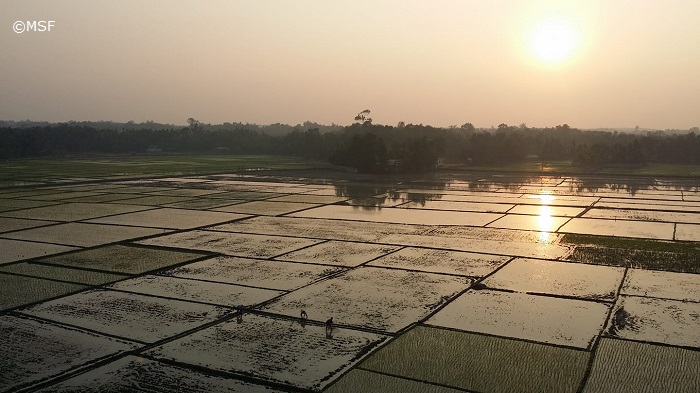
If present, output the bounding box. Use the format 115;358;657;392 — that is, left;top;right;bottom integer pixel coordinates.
454;161;700;177
3;155;700;189
449;161;573;173
596;163;700;176
0;155;330;186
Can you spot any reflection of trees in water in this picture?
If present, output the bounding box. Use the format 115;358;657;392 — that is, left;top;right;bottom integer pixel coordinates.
565;177;699;195
657;181;700;193
568;177;657;196
446;174;700;195
333;174;700;207
464;181;505;192
333;180;448;209
334;184;398;210
460;174;545;193
401;192;442;206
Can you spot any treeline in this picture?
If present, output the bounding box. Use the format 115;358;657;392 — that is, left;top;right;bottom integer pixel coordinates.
0;120;342;136
1;121;699;173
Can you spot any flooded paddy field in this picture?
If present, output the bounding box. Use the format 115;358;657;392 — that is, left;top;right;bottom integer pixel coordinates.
1;170;699;392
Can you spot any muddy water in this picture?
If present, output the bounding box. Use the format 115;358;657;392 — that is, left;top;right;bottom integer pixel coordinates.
22;289;231;343
621;269;700;302
583;208;700;224
290;205;502;226
214;200;319;215
3;222;170;247
137;230;322;258
268;194;350;204
594;201;700;213
675;223;700;241
558;218;675;240
277;241;400;267
38;244;207;274
0;315;137;392
378;233;570;260
0;238;77;265
520;194;599;207
146;314;388;391
87;208;247;229
0;217;57;233
427;290;611;348
0;198;60;212
483;258;624;301
4;173;700;391
395;189;524;204
210;216;435;243
401;200;514;213
487;214;571;232
165;256;345;291
109;275;284;306
0;262;127;285
261;267;471;332
368;247;509;277
606;295;700;347
36;356;289;393
0;202;153;221
508;205;585;217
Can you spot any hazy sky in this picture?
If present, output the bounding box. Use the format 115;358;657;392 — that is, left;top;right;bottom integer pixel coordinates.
2;0;699;129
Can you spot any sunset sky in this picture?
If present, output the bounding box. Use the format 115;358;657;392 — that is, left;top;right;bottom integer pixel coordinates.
2;0;699;129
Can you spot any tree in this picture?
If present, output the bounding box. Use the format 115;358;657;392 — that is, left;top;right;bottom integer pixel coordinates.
460;122;475;131
187;118;200;131
330;133;386;173
354;110;372;126
404;137;438;172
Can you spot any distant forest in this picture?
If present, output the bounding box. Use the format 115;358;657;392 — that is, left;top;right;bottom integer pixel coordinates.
1;116;699;173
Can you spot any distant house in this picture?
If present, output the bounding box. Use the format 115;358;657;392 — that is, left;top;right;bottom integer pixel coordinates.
386;159;404;168
146;145;162;153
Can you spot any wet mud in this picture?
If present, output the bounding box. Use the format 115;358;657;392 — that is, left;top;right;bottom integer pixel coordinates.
165;256;345;291
22;289;231;343
0;315;137;392
262;267;471;332
147;314;388;391
427;289;610;348
138;230;321;258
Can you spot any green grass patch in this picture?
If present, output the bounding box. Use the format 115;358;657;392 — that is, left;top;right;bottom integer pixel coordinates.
0;155;331;183
562;234;700;273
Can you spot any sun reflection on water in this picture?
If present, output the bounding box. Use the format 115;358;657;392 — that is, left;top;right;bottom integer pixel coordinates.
534;193;556;243
529;193;556;204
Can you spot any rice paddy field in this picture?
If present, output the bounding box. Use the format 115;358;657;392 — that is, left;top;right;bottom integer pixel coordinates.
1;164;699;392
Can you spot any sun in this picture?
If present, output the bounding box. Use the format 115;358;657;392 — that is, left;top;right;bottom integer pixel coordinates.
529;20;578;65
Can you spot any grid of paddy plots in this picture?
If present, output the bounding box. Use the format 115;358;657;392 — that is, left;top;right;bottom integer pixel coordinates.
0;173;698;392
